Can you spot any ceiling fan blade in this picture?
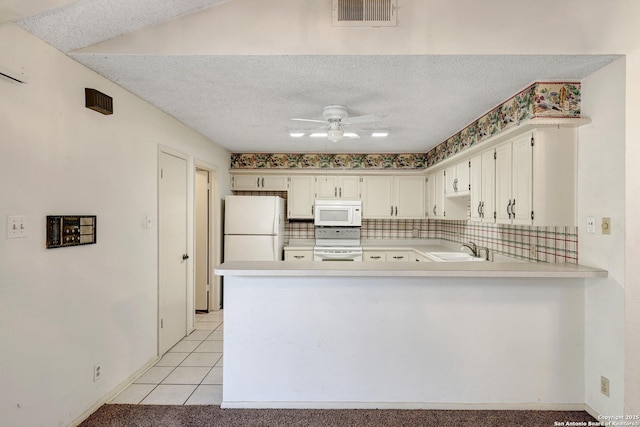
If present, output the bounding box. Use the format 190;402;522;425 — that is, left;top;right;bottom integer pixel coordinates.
291;118;328;124
343;114;379;125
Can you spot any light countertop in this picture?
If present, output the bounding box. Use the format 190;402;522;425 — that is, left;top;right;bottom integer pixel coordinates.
215;260;607;278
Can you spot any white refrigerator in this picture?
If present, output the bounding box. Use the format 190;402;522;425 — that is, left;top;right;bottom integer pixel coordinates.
224;195;285;261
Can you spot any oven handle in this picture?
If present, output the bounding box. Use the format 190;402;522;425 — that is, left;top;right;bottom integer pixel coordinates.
314;252;361;259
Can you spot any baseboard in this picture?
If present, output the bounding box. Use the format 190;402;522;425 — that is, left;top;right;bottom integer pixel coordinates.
584;404;601;421
69;355;161;427
221;401;587;411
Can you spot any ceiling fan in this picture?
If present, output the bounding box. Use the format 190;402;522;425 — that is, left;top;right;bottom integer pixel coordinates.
290;105;387;142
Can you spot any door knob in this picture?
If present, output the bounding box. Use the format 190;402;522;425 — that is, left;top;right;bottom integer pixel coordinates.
182;254;189;260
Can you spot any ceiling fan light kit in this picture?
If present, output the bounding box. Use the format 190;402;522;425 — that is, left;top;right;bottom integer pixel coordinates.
290;104;386;143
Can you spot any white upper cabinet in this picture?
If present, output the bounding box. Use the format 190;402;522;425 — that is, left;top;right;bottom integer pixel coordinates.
445;160;470;197
361;175;425;219
316;175;360;199
427;171;445;219
495;133;533;225
232;174;289;191
427;170;467;220
469;149;496;223
287;176;315;219
394;176;426;219
361;176;394;218
495;128;576;226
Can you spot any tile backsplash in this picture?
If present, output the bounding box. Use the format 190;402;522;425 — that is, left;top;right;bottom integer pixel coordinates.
232;191;578;264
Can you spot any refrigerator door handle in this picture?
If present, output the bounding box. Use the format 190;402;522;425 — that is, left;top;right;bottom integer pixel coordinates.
273;235;278;260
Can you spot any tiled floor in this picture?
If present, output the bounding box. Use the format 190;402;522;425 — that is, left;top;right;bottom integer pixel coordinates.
110;310;223;405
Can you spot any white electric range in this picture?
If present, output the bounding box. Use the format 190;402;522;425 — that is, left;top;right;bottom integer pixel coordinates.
313;227;362;261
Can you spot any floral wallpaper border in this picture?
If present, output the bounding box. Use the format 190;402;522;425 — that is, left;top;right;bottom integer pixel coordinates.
230;152;426;170
425;81;581;167
230;81;581;170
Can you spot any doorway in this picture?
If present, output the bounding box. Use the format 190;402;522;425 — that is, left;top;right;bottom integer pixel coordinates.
158;149;189;355
195;164;221;312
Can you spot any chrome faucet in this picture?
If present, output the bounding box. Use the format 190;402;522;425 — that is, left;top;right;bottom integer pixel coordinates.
461;241;478;257
477;246;491;261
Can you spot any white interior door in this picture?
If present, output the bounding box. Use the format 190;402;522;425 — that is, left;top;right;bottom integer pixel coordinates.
159;151;188;355
195;169;209;312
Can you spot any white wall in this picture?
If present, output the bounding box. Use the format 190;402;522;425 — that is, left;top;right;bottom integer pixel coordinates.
0;24;230;427
579;58;626;416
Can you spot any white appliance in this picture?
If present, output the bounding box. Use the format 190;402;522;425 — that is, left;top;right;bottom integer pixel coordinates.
224;195;285;261
314;199;362;227
313;227;363;261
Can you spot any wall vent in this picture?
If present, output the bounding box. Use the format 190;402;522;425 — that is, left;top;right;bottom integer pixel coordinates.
332;0;396;27
85;88;113;115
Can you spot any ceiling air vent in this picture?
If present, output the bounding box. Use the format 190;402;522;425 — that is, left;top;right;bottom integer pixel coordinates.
332;0;397;27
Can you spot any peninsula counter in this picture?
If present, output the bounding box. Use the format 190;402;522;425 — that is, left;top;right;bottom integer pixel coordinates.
215;261;607;410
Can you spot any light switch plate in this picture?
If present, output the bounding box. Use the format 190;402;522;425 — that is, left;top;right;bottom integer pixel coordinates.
7;215;28;239
601;217;611;235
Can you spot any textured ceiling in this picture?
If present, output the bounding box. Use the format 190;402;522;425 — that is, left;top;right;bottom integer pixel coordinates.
13;0;620;154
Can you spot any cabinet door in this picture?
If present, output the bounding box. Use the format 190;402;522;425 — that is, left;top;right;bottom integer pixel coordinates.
316;176;339;198
511;134;533;225
445;165;457;196
456;160;470;196
361;176;394;218
433;171;445;217
495;142;512;224
394;176;425;219
285;250;313;261
363;251;386;261
232;174;260;190
444;161;469;197
387;251;412;261
480;149;496;223
288;176;315;219
261;175;289;191
339;176;360;199
469;155;482;221
427;172;442;218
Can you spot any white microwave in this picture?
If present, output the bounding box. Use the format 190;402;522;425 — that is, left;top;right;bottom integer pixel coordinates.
314;199;362;227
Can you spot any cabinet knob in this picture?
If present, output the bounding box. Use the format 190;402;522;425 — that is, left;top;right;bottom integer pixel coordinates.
182;254;189;260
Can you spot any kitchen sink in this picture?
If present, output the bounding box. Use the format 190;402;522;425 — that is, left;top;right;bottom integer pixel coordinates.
427;252;486;262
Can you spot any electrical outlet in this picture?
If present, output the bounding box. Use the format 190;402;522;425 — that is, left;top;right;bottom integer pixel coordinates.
93;364;102;382
586;217;596;234
600;375;610;397
529;243;537;259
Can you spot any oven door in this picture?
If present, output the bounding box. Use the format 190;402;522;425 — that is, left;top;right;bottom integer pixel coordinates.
313;247;363;261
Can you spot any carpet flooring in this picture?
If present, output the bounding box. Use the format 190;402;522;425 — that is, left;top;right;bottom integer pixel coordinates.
80;405;598;427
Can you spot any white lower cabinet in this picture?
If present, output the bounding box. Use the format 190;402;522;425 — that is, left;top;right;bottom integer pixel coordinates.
285;249;313;261
363;251;386;261
363;250;413;262
414;253;432;262
386;251;412;262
